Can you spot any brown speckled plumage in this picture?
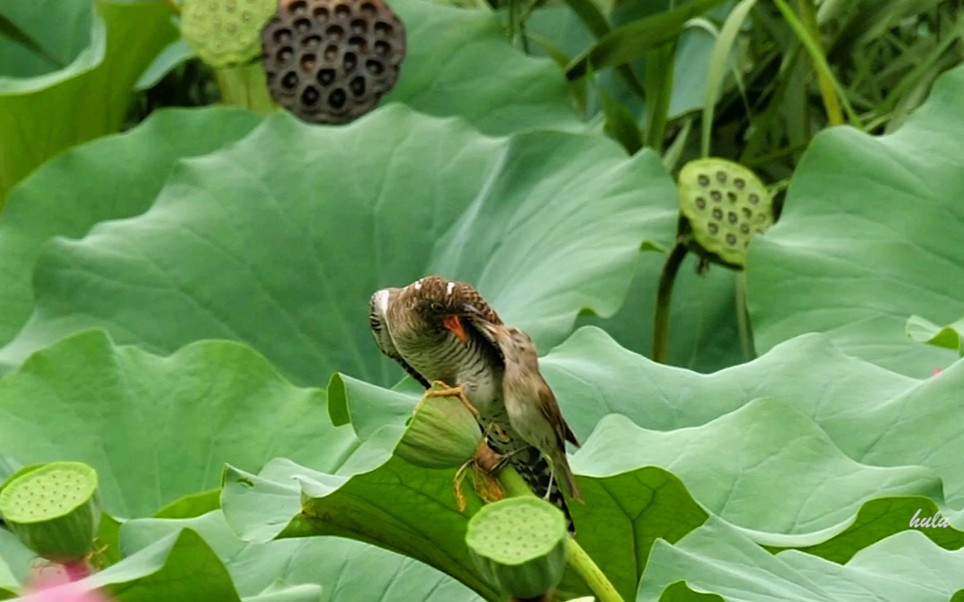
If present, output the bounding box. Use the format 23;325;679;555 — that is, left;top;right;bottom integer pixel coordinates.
483;324;582;501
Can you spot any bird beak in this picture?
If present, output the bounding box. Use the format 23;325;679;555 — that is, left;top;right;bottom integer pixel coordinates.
443;315;468;345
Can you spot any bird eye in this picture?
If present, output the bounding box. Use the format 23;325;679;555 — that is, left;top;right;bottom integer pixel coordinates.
429;302;444;313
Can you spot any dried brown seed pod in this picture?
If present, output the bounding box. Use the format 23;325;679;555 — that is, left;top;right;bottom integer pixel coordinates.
261;0;406;124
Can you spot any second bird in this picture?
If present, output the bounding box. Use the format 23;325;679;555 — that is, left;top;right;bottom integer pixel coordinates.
477;322;583;503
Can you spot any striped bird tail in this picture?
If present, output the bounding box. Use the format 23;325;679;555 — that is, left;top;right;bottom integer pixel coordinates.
507;446;576;535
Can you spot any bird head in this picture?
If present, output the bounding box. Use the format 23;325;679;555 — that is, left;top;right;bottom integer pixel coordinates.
376;276;502;346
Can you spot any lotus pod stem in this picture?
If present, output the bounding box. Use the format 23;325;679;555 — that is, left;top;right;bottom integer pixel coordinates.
498;467;624;602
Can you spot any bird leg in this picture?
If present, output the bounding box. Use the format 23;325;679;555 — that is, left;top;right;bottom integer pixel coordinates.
487;443;533;472
453;439;505;511
544;468;556;501
423;381;480;419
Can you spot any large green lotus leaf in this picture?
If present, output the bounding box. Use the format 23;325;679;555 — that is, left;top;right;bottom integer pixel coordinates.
221;453;707;602
575;402;947;542
539;328;964;553
0;530;29;594
384;0;581;133
0;105;678;387
637;518;964;601
578;251;744;372
120;510;483;602
542;329;964;481
0;0;177;199
746;64;964;376
0;329;359;519
906;315;964;355
0;1;90;78
0;107;263;346
785;495;964;563
540;327;917;436
37;529;247;601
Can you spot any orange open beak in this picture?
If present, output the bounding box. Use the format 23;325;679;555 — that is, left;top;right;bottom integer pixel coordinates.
443;315;468;345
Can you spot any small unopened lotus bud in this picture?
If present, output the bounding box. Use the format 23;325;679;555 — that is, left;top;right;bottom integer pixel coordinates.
396;385;482;469
466;497;568;599
0;462;101;563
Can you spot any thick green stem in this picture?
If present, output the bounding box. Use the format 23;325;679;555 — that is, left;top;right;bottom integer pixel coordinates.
652;240;689;363
734;271;755;361
564;538;624;602
214;63;277;113
499;468;625;602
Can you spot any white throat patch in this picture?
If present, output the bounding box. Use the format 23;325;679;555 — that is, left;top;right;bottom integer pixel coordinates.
373;289;391;316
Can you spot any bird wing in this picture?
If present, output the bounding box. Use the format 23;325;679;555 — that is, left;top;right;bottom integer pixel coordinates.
453;281;503;325
452;281;507;365
537;378;580;447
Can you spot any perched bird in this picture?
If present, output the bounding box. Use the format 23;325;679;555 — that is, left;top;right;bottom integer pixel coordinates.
476;323;582;502
369;276;581;531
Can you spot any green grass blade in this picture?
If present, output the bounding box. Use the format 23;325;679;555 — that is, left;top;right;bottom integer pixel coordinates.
565;0;728;80
772;0;862;128
700;0;757;157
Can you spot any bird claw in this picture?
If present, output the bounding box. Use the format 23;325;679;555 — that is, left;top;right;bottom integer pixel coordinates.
544;469;556;501
424;381;481;419
452;441;505;510
483;419;512;444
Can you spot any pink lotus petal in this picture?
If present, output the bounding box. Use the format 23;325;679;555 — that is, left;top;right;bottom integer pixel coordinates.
932;367;943;377
20;561;110;602
18;581;110;602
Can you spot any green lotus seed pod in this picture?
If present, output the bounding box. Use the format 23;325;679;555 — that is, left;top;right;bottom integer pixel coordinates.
678;158;773;268
395;384;482;469
0;461;101;562
466;497;568;599
182;0;277;68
